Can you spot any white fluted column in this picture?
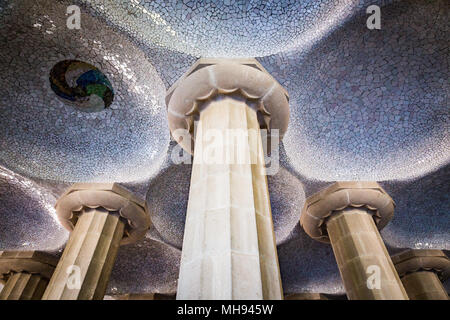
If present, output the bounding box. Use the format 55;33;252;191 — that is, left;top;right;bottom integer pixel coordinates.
166;59;290;300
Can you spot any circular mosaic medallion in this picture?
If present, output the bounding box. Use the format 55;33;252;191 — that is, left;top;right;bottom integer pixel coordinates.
50;60;114;112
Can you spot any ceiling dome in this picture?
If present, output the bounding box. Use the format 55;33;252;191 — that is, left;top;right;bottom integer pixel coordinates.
0;168;68;251
0;0;169;182
381;165;450;250
108;238;180;295
280;0;449;181
80;0;360;57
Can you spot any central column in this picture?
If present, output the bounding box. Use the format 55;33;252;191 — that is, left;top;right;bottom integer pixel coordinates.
166;59;289;300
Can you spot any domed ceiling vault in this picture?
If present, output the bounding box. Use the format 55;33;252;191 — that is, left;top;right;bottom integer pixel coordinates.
0;0;448;296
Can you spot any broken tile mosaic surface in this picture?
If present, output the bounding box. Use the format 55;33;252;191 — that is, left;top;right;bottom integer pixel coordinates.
0;0;448;296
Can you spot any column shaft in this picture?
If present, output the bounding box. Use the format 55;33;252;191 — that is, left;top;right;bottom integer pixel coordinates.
177;96;282;300
0;272;48;300
327;208;408;300
43;208;124;300
401;271;448;300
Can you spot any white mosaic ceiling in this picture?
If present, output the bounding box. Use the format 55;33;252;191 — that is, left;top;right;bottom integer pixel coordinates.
0;0;169;182
0;167;68;251
0;0;448;296
275;0;449;181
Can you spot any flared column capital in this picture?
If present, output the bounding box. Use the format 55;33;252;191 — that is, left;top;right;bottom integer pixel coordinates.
0;251;58;281
55;183;150;245
300;181;395;243
166;58;290;154
392;249;450;281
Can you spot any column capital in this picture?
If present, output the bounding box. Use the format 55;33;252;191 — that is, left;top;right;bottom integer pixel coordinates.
0;251;58;281
392;249;450;281
300;181;395;243
55;183;150;245
166;58;290;154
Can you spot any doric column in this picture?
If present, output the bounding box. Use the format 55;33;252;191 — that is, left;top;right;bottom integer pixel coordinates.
166;59;289;300
392;249;449;300
42;183;150;300
0;251;58;300
301;182;408;300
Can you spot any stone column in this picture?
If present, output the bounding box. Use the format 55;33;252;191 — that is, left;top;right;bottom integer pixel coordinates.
392;249;449;300
166;59;289;300
285;293;330;300
0;251;58;300
301;182;408;300
42;183;150;300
